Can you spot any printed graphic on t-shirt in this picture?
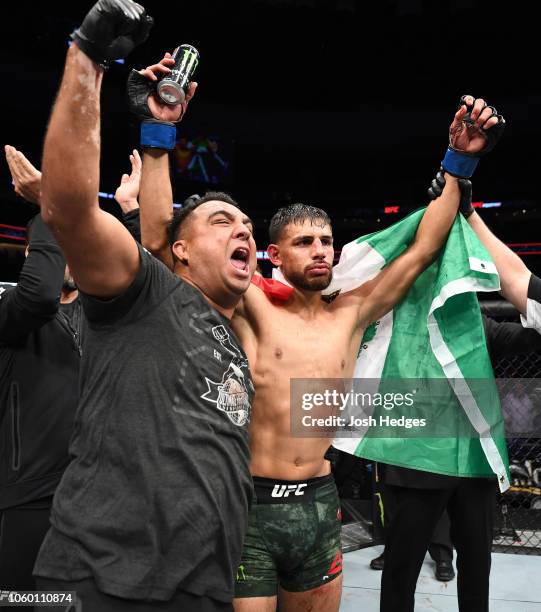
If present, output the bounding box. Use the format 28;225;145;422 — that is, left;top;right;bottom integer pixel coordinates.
201;325;252;426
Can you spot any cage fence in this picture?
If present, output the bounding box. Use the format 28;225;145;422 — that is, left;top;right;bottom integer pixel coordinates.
484;301;541;554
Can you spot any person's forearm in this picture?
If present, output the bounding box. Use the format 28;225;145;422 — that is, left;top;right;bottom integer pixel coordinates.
467;211;530;312
140;148;174;269
19;215;65;308
412;173;460;262
41;44;103;230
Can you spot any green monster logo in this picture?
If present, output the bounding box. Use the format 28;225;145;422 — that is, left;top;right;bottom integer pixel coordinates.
237;564;247;581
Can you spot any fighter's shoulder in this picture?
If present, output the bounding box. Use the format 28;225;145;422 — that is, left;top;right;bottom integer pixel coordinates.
235;282;276;320
328;289;367;328
329;287;364;311
232;285;280;350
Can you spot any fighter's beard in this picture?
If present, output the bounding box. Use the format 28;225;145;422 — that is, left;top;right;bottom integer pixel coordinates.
286;268;333;292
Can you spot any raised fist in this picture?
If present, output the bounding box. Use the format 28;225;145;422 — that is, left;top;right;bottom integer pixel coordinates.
449;95;505;157
442;95;506;178
72;0;153;67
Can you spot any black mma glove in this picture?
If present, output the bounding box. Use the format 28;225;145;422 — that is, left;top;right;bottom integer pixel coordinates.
127;69;177;149
441;95;506;178
126;68;156;120
71;0;153;68
427;168;474;218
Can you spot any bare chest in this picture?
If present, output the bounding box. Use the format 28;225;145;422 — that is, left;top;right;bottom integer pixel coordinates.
255;309;359;379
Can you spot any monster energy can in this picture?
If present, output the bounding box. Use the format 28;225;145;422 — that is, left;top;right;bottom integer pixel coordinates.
157;44;199;105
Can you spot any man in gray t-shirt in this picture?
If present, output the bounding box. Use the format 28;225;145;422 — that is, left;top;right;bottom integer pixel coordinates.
33;2;257;611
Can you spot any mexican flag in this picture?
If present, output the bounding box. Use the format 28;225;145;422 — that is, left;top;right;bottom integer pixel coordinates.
272;208;510;492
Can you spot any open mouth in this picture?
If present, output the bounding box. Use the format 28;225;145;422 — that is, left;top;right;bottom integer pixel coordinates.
231;247;250;272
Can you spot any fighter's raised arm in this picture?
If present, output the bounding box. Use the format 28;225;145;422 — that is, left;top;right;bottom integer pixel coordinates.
40;0;152;298
350;95;505;328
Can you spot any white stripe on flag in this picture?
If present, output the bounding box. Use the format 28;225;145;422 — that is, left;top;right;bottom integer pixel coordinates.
428;277;509;492
324;241;386;296
332;310;394;454
468;257;497;275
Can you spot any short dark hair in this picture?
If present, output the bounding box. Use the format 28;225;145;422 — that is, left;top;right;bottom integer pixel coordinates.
167;191;241;246
183;193;201;208
269;203;331;243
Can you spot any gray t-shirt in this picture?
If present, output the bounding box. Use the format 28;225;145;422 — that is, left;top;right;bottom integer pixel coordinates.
34;246;254;603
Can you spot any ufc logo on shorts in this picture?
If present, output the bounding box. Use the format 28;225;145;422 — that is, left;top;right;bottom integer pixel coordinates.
271;483;307;498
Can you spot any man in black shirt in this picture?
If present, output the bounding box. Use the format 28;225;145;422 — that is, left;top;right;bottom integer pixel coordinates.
33;2;256;611
1;145;82;598
1;142;143;600
0;213;81;595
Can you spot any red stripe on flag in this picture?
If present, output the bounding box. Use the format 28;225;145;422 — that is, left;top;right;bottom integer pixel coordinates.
251;275;294;301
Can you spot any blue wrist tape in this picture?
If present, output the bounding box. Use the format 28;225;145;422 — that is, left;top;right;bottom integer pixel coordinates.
441;148;479;178
140;122;176;150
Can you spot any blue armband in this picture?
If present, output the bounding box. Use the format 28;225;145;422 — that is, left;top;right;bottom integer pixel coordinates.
140;121;176;150
441;148;480;178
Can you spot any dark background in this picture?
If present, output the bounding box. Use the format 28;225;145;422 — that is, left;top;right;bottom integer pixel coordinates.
0;0;538;282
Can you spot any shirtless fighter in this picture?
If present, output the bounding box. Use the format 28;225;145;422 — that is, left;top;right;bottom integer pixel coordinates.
131;55;503;610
